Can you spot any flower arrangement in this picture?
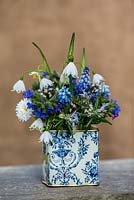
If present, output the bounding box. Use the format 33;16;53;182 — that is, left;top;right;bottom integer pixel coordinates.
12;33;121;143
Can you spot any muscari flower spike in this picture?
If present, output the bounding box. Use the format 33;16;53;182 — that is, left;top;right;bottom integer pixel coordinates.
58;86;72;105
76;66;91;94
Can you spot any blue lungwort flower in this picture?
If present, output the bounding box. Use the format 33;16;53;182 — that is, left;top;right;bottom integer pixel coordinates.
112;105;121;120
27;102;37;110
55;105;62;113
33;109;41;117
23;90;33;98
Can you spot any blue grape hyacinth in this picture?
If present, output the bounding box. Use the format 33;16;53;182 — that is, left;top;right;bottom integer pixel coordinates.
58;86;72;105
76;66;91;94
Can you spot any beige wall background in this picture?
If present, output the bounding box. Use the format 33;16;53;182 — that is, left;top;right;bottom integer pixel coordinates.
0;0;133;166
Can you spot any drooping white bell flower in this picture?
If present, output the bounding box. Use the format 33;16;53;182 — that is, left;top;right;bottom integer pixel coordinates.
40;78;53;90
12;80;26;93
40;131;52;144
29;71;40;81
16;99;33;122
29;118;44;132
93;74;105;85
60;62;78;83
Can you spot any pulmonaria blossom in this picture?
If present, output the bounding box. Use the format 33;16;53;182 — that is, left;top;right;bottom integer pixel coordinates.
97;83;111;98
60;62;78;83
12;80;26;93
33;109;41;118
29;71;40;81
27;102;37;110
42;72;48;77
100;103;109;113
40;78;53;90
93;74;104;85
112;104;121;120
41;112;48;119
58;86;72;104
40;131;52;144
47;107;54;114
71;111;79;128
29;118;44;132
76;66;91;94
23;89;33;98
16;99;33;122
55;105;62;113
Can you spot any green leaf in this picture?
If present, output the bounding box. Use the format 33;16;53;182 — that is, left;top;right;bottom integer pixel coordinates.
32;42;51;75
86;118;93;128
94;97;99;109
32;81;40;90
101;118;112;125
67;32;75;63
80;48;86;72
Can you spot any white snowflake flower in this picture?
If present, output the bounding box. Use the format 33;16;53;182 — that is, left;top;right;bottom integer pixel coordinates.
60;62;78;83
93;74;105;85
40;78;53;90
29;119;44;132
40;131;52;144
29;71;40;81
12;80;26;93
16;99;33;122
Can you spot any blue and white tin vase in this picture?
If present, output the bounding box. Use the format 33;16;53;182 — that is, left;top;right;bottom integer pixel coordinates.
42;130;99;186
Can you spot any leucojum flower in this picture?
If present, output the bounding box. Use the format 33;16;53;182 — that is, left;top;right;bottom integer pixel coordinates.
12;33;121;143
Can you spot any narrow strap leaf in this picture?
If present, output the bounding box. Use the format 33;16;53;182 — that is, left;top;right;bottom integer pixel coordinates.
32;42;51;75
80;48;86;72
67;32;75;63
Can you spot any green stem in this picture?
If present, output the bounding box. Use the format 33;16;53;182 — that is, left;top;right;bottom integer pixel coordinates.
67;32;75;63
80;48;86;72
32;42;51;75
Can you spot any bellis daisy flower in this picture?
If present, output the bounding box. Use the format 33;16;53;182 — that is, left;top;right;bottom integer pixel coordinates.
40;131;52;144
29;118;44;132
16;99;33;122
12;80;26;93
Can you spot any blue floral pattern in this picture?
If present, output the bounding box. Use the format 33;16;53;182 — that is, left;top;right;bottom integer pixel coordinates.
42;130;99;186
82;151;99;184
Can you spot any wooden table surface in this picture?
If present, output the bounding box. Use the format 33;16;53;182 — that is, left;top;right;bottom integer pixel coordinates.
0;159;133;200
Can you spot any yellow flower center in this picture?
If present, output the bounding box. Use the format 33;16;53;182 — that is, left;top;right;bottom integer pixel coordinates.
33;74;38;79
23;106;28;112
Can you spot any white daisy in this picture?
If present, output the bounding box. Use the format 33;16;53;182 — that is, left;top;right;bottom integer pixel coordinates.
40;131;52;144
16;99;33;122
29;119;44;132
60;62;78;83
40;78;53;90
12;80;26;93
29;71;40;81
93;74;105;85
